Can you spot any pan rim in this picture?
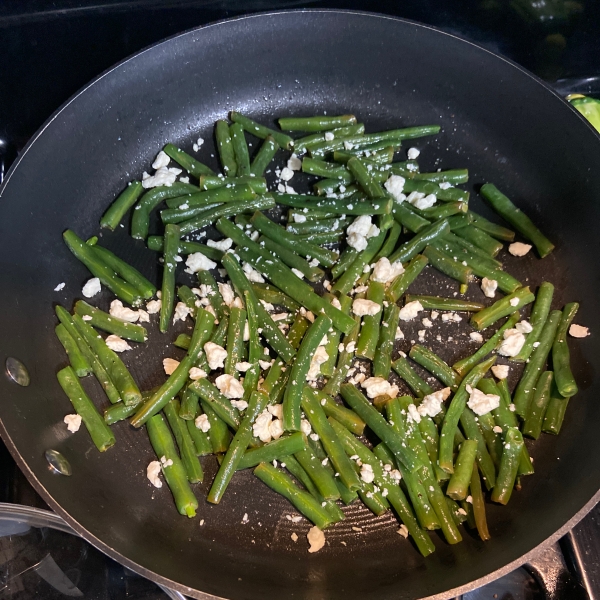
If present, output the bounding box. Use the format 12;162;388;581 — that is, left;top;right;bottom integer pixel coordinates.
1;8;599;600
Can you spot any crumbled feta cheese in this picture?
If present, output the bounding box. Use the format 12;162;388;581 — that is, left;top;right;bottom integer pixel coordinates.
253;410;273;443
466;385;500;416
307;526;325;553
399;300;423;321
346;215;379;251
397;524;409;538
407;403;421;423
515;320;533;334
497;329;526;357
331;297;342;310
163;358;180;375
185;252;217;274
173;302;191;324
493;425;503;434
413;193;436;210
431;311;439;320
418;388;452;418
293;214;307;223
384;175;406;202
361;377;399;399
217;283;235;308
371;257;405;283
260;299;275;312
343;141;354;150
269;419;284;439
82;315;93;321
569;324;590;338
469;332;483;343
243;321;250;341
195;414;211;432
215;374;244;399
491;365;509;380
280;167;294;181
189;367;207;380
242;513;249;524
352;298;381;317
142;166;181;188
54;282;66;292
441;312;462;323
242;262;265;283
407;147;420;160
360;463;375;483
508;242;532;257
204;342;228;370
235;362;252;372
300;419;312;436
207;238;233;252
307;346;329;380
105;335;132;352
395;326;404;340
137;309;150;323
509;297;520;307
152;150;170;169
291;268;304;279
481;277;497;298
146;299;161;314
82;277;101;298
230;399;248;411
291;532;299;542
110;299;140;322
287;154;302;170
64;414;82;433
422;318;433;328
146;461;162;488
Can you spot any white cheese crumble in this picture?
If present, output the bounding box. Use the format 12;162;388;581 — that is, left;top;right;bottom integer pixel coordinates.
291;533;299;542
207;238;233;252
192;137;204;152
441;312;462;323
64;414;82;433
497;329;526;357
185;252;217;274
569;324;590;338
407;403;421;424
293;214;307;223
399;300;423;321
142;166;181;189
466;385;500;416
235;362;252;372
412;193;436;210
361;377;399;399
195;414;210;432
491;365;509;379
189;367;207;380
291;268;304;279
360;463;375;484
307;526;325;553
306;346;329;380
407;147;420;160
371;257;404;283
397;524;409;538
204;342;227;370
146;299;161;314
152;150;170;169
146;461;163;488
384;175;406;202
173;301;191;324
418;388;452;418
110;299;140;322
515;320;533;334
280;167;294;181
105;335;132;352
346;215;379;252
469;332;483;343
300;419;312;436
242;262;265;283
352;298;381;317
324;131;335;141
82;277;101;298
481;277;498;298
217;282;235;307
253;410;274;443
54;282;66;292
259;359;272;371
163;358;180;375
287;154;302;170
230;399;248;411
508;242;532;257
215;374;244;398
509;297;520;307
395;327;404;340
493;425;503;434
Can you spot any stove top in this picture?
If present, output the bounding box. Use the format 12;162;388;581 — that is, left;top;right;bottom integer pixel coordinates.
0;2;599;599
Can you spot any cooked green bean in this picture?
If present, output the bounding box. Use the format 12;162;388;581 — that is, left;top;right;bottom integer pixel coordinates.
250;135;280;177
189;378;240;430
229;123;251;176
513;282;554;362
423;245;472;284
74;300;147;343
250;282;300;312
279;114;357;132
286;216;350;235
446;440;478;500
322;311;360;397
413;169;468;184
346;157;386;199
386;254;428;302
215;120;237;175
237;433;307;469
480;183;554;258
259;236;324;282
55;323;92;377
321;294;351;377
491;427;524;505
409;345;461;389
392;357;434;397
200;399;231;453
272;191;391;215
186;410;213;456
470;287;535;331
402;178;469;203
146;236;224;261
100;181;143;230
470;464;491;540
356;281;384;360
179;386;200;421
523;371;554;439
477;411;503;469
56;366;115;452
416;201;468;221
469;211;515;242
163;143;215;177
197;270;228;320
165;183;256;209
198;175;268;194
373;302;400;378
453;225;503;256
224;307;246;376
230;111;294;150
405;294;483;312
294;445;340;501
293;124;365;154
159;224;181;333
389;219;450;264
460;407;497;490
552;302;579;398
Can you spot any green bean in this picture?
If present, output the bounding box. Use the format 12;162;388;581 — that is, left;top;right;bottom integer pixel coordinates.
333;147;394;165
215;120;237;175
131;182;200;240
200;399;231;453
470;287;535;331
209;390;269;504
470;464;491;540
357;481;390;517
389;219;450;264
197;270;228;320
552;302;579;398
542;384;571;435
272;192;391;215
179;386;200;421
340;383;421;472
302;157;352;181
239;292;260;365
104;399;140;424
373;221;401;262
477;411;503;469
288;209;337;221
460;408;497;490
250;135;279;176
55;324;92;377
250;282;300;312
130;309;214;425
186;411;213;456
259;236;324;282
469;211;515;242
405;294;483;312
347;157;385;198
446;440;478;500
413;169;468;184
230;111;294;150
224;307;246;376
164;398;204;483
279;114;357;131
173;334;191;350
418;415;449;483
220;254;295;363
447;214;474;230
159;224;181;333
146;414;198;517
178;195;275;236
453;225;502;258
416;201;468;221
491;427;524;505
439;356;496;473
332;230;386;295
189;378;240;430
480;183;554;257
446;498;468;526
409;345;461;389
165;183;256;209
72;314;141;406
163;144;215;177
392;202;430;233
523;371;554;439
321;294;351;377
254;462;335;529
198;175;268;194
513;310;561;418
294;445;340;500
229;122;251;176
453;312;520;376
286;216;350;235
237;433;307;469
282;315;331;432
250;211;338;267
356;281;385;360
402;178;469;202
63;230;142;306
74;300;147;343
513;282;554;362
100;181;143;230
296;231;344;245
146;236;224;261
322;312;360;397
373;302;400;378
56;366;115;452
209;316;228;347
391;357;434;397
307;390;365;437
176;286;197;317
293;124;365;154
386;254;429;302
423;245;472;284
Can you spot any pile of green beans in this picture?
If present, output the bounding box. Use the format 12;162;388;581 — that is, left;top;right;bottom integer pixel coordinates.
53;109;586;558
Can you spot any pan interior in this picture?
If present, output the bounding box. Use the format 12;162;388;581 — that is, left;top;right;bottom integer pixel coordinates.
0;10;599;600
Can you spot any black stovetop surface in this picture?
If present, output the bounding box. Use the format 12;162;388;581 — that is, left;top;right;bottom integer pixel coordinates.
0;2;599;599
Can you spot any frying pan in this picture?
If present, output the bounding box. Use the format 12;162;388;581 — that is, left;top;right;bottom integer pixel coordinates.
0;9;599;600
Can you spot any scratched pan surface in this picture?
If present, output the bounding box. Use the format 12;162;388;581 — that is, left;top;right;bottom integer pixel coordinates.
1;9;600;600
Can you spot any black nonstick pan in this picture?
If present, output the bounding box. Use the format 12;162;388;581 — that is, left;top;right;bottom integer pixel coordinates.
0;9;599;600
